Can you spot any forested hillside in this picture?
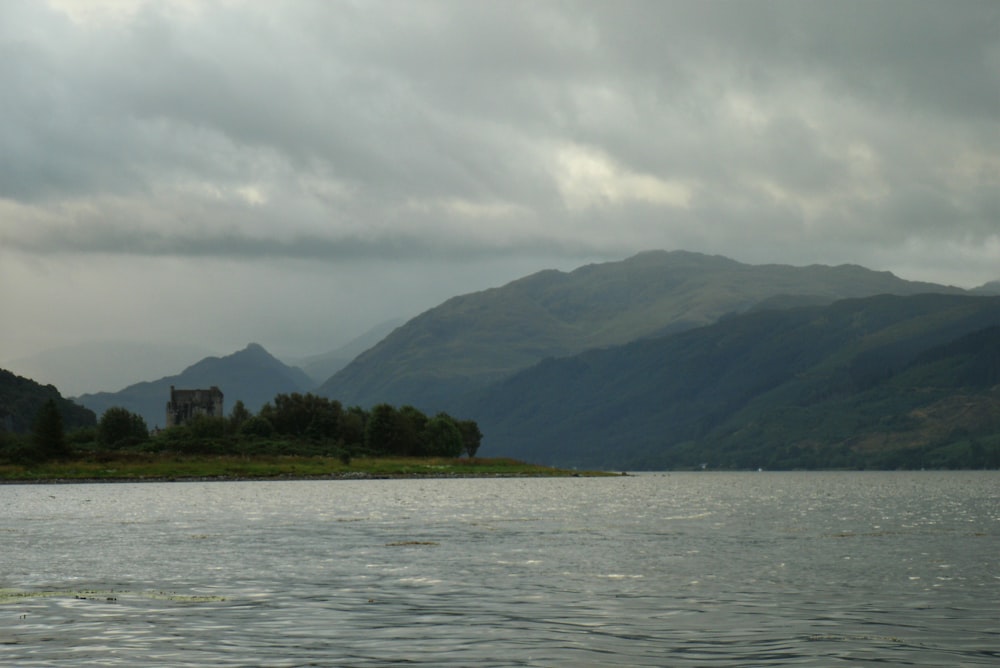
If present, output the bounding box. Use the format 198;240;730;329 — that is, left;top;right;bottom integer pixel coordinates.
0;369;96;433
462;294;1000;470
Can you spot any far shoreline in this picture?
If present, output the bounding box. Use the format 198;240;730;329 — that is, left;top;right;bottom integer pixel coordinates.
0;454;617;484
1;472;614;485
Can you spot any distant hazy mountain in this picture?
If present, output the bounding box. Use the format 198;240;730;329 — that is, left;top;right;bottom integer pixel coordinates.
0;368;96;433
3;341;216;397
318;250;963;411
972;280;1000;295
290;318;405;385
76;343;312;428
462;293;1000;470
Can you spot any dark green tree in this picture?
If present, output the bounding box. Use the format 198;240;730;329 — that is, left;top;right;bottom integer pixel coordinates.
239;415;274;439
397;405;428;455
340;406;367;448
32;399;70;460
160;415;227;455
456;419;483;458
306;397;343;442
424;414;464;457
67;426;98;447
228;400;252;434
187;414;226;439
260;393;343;441
365;403;399;455
98;407;149;448
0;426;20;461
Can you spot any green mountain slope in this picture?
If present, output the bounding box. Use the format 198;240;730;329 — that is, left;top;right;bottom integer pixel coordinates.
0;369;96;433
318;250;962;410
460;294;1000;470
76;343;311;428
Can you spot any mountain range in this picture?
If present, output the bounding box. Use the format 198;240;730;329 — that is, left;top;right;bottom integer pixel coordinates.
317;250;966;411
3;341;217;398
75;344;311;429
460;293;1000;469
6;250;1000;469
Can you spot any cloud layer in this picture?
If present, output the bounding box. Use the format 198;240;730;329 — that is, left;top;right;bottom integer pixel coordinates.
3;0;1000;363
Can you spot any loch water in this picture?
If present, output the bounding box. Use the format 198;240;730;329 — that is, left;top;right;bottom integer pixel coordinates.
2;472;998;666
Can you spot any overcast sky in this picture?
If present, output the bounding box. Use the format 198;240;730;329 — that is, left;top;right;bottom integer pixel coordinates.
3;0;1000;367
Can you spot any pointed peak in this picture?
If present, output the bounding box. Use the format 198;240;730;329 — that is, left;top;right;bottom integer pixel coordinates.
231;343;278;362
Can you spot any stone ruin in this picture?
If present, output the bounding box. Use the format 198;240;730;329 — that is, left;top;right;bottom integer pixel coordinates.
166;385;224;428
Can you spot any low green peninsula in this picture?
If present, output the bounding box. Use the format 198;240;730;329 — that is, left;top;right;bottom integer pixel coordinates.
1;392;609;482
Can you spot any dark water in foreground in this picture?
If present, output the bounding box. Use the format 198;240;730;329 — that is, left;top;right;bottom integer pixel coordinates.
2;472;998;666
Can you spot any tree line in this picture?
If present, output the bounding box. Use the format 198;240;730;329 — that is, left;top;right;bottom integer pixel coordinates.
0;393;482;463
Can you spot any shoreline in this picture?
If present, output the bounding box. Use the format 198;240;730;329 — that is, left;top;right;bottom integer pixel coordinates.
0;472;603;485
0;454;617;483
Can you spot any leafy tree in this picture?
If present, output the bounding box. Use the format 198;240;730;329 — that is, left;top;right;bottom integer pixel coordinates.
0;427;21;461
357;404;480;457
397;405;427;455
340;407;367;448
260;393;343;441
157;415;227;455
32;399;70;460
424;414;464;457
68;426;98;448
228;400;252;433
365;403;399;455
239;415;274;439
186;414;226;440
98;406;149;449
306;397;343;442
456;419;483;458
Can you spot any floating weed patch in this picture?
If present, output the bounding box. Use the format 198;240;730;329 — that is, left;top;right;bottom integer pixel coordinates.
0;588;226;604
0;589;60;604
141;591;227;603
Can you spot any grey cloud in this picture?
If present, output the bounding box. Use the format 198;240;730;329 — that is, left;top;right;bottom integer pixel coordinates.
592;1;1000;120
3;0;1000;365
1;220;610;264
6;0;997;217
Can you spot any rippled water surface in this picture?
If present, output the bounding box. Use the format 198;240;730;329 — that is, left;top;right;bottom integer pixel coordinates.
2;472;998;666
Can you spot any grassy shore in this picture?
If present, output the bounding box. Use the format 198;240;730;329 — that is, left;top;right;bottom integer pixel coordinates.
0;454;612;483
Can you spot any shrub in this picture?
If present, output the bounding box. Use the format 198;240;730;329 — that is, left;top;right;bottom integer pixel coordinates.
98;407;149;449
240;416;274;439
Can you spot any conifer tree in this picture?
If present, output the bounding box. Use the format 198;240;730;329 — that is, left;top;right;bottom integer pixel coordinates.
32;399;69;460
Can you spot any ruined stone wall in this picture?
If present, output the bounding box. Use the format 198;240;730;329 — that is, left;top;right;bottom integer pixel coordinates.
166;386;224;428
